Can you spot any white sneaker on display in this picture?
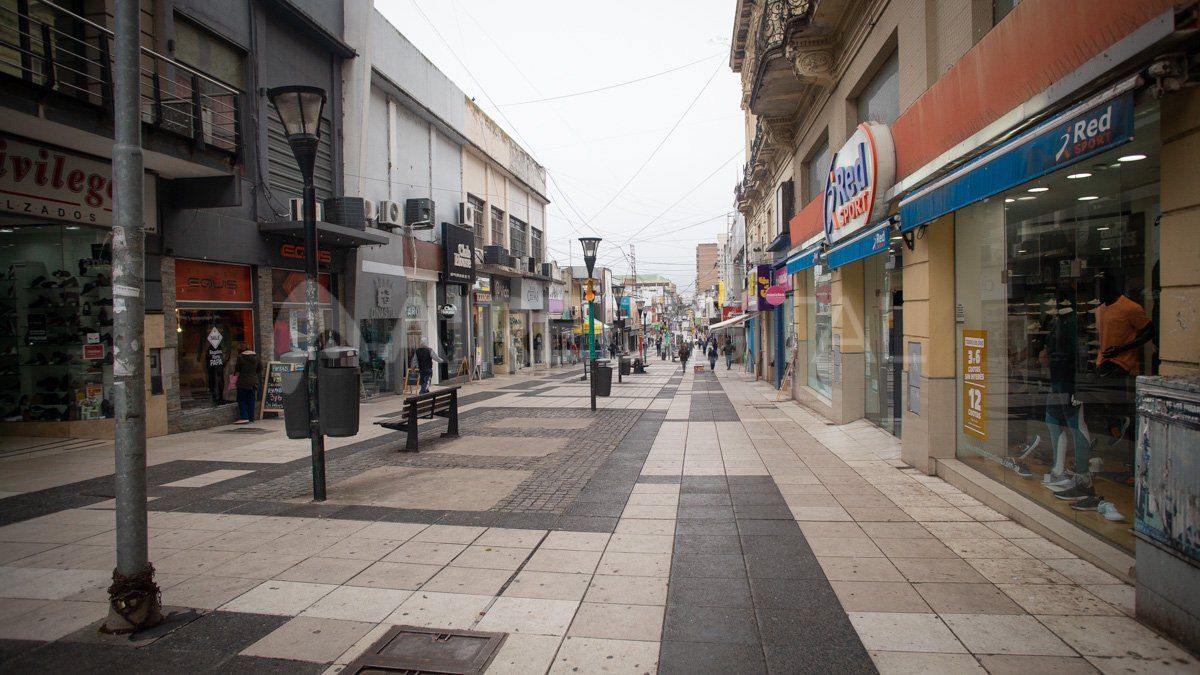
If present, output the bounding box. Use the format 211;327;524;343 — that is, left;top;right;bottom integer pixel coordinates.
1098;500;1126;522
1042;473;1075;492
1016;435;1041;460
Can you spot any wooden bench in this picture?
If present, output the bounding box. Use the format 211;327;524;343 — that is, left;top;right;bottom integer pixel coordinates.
376;386;461;452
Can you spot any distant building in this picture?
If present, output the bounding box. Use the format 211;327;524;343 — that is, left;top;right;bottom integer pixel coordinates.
695;243;719;293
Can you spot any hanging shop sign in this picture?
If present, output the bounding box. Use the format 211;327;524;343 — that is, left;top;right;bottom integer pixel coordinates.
0;135;158;231
441;223;476;285
510;278;545;311
962;330;988;440
749;264;771;311
438;304;457;318
900;91;1135;231
175;260;253;303
773;266;792;291
548;283;565;313
824;122;895;246
765;286;787;306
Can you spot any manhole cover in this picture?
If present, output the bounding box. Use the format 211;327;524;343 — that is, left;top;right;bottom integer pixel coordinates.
216;427;272;434
342;626;506;674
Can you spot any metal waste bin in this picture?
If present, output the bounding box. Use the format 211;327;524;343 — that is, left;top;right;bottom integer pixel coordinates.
619;356;631;376
280;350;310;439
318;346;360;437
593;359;613;397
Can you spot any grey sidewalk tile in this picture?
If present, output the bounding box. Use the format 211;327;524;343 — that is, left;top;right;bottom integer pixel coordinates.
674;519;740;536
673;534;743;556
657;641;767;675
668;576;753;608
671;553;748;578
662;604;760;645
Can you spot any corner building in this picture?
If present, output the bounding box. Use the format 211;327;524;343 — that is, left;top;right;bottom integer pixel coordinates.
730;0;1200;642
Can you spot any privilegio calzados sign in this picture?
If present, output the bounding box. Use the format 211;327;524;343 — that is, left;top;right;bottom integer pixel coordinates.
0;135;157;231
823;122;895;245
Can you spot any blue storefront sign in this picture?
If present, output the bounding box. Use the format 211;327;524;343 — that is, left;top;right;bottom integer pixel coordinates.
826;220;892;270
785;246;821;275
899;92;1135;231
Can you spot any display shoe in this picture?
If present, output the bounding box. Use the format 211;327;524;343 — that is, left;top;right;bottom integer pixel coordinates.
1070;495;1103;511
1011;462;1033;478
1042;472;1074;491
1016;434;1041;460
1054;484;1096;501
1098;501;1126;522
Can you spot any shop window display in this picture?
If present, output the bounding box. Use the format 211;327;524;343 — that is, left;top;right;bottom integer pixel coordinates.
271;269;333;356
955;102;1160;551
0;222;113;422
806;265;833;398
177;309;254;408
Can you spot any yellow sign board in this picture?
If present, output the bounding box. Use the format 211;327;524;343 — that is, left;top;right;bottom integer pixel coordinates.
962;330;988;440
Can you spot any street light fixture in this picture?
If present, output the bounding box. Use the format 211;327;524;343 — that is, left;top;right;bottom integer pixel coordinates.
579;237;601;411
269;85;328;501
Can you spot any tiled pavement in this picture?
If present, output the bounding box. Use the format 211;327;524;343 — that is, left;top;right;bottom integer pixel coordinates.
0;363;1196;673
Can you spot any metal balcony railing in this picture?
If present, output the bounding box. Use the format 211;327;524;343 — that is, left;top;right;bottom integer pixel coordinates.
754;0;814;59
0;0;241;154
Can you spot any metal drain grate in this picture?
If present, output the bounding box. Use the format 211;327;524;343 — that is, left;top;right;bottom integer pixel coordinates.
216;427;273;434
342;626;507;674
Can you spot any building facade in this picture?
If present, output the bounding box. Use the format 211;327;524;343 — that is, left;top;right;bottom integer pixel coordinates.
730;0;1200;643
695;242;719;294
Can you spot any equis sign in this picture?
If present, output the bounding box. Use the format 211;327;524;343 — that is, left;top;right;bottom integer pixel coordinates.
823;122;895;246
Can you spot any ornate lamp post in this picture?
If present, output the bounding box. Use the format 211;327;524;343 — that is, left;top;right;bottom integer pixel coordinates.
579;237;600;411
268;85;328;501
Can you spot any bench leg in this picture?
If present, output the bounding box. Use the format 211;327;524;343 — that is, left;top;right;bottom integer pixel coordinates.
404;399;419;452
441;391;460;438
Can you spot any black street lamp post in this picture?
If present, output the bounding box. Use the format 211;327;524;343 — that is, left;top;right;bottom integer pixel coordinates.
579;237;600;411
268;85;328;501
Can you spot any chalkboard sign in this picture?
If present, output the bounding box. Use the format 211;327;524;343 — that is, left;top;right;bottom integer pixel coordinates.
261;361;300;415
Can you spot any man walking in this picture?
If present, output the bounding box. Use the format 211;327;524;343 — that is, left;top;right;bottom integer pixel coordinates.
414;337;442;394
678;342;691;371
723;339;735;370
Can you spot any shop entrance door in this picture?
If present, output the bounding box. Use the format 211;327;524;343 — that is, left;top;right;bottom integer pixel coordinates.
865;247;903;436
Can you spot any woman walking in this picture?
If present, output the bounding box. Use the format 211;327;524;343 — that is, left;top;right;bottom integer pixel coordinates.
233;344;263;424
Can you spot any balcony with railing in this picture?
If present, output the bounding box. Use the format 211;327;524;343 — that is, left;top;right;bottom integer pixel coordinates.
747;0;816;117
0;0;241;155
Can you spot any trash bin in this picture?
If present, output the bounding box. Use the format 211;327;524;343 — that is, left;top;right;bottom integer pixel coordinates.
593;360;613;397
280;351;310;440
317;346;360;437
619;356;631;376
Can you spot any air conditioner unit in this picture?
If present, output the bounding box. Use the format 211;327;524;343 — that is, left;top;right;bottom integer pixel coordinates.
323;197;366;231
540;262;554;277
458;202;477;227
483;245;509;266
363;199;377;223
288;198;324;222
377;200;402;228
405;198;434;229
527;257;537;274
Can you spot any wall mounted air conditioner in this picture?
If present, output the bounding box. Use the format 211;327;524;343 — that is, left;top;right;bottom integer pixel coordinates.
288;198;323;222
458;202;477;227
377;200;402;229
363;199;377;223
405;198;434;230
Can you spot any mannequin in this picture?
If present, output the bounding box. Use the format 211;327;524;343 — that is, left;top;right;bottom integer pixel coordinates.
1039;294;1089;487
203;330;227;405
1094;270;1154;444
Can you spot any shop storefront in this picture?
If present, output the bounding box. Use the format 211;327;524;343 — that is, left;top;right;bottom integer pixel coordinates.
472;277;493;379
768;265;793;388
899;87;1158;552
491;278;510;373
806;265;833;398
864;242;904;436
509;278;545;370
271;268;335;355
175;260;256;410
356;268;403;396
402;279;436;379
438;224;475;382
548;282;567;366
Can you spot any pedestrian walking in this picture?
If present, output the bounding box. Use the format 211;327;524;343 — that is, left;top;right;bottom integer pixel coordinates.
413;337;442;394
723;339;735;370
233;344;262;424
707;343;718;371
679;343;691;371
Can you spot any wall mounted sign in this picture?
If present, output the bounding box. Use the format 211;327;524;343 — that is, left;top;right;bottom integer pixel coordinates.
823;122;895;245
750;264;771;311
176;260;253;303
280;243;332;266
473;291;492;304
962;330;988;440
441;223;476;285
510;278;545;311
438;304;457;318
548;283;565;313
0;135;158;231
900;92;1134;231
765;285;787;306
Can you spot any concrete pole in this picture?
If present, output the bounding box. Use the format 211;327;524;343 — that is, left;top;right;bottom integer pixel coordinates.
104;0;162;632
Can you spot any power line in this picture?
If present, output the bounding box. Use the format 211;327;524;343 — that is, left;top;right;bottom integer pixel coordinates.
613;148;742;246
486;53;722;107
586;60;725;225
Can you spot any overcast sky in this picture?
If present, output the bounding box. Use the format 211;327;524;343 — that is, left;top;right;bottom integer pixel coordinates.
376;0;745;297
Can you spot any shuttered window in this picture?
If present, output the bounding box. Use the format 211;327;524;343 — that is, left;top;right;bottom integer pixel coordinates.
490;207;505;247
267;114;334;202
468;194;485;251
530;227;543;266
509;216;527;259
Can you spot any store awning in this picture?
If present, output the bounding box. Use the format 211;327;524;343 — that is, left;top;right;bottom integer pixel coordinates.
785;245;821;275
259;220;388;248
826;220;893;270
571;318;608;335
708;313;749;332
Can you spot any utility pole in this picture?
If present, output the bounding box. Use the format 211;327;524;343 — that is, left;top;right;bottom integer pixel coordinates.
628;244;636;357
104;0;161;633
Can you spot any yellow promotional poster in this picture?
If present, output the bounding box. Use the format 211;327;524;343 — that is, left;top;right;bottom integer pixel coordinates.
962;330;988;440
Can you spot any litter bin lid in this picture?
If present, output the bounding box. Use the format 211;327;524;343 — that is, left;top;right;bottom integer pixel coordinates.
319;346;359;359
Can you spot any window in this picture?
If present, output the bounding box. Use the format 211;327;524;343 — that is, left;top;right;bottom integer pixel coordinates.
467;194;485;251
173;16;246;89
806;265;833;398
857;50;900;125
509;216;527;259
530;227;543;266
993;0;1021;24
490;207;505;248
268;115;334;201
805;140;831;204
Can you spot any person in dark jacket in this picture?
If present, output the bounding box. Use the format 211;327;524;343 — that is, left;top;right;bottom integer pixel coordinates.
722;339;736;370
414;337;443;394
678;343;691;371
707;343;719;371
233;344;263;423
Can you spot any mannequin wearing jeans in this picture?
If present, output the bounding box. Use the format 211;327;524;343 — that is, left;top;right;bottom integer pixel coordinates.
1041;303;1090;484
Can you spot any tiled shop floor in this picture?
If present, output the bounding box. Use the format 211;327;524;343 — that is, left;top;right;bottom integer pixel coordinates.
0;365;1195;674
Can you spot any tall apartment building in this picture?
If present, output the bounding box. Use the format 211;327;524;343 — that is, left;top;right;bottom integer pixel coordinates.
695;242;719;293
730;0;1200;647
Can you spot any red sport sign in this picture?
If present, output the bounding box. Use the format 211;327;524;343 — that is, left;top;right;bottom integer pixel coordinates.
824;122;895;246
